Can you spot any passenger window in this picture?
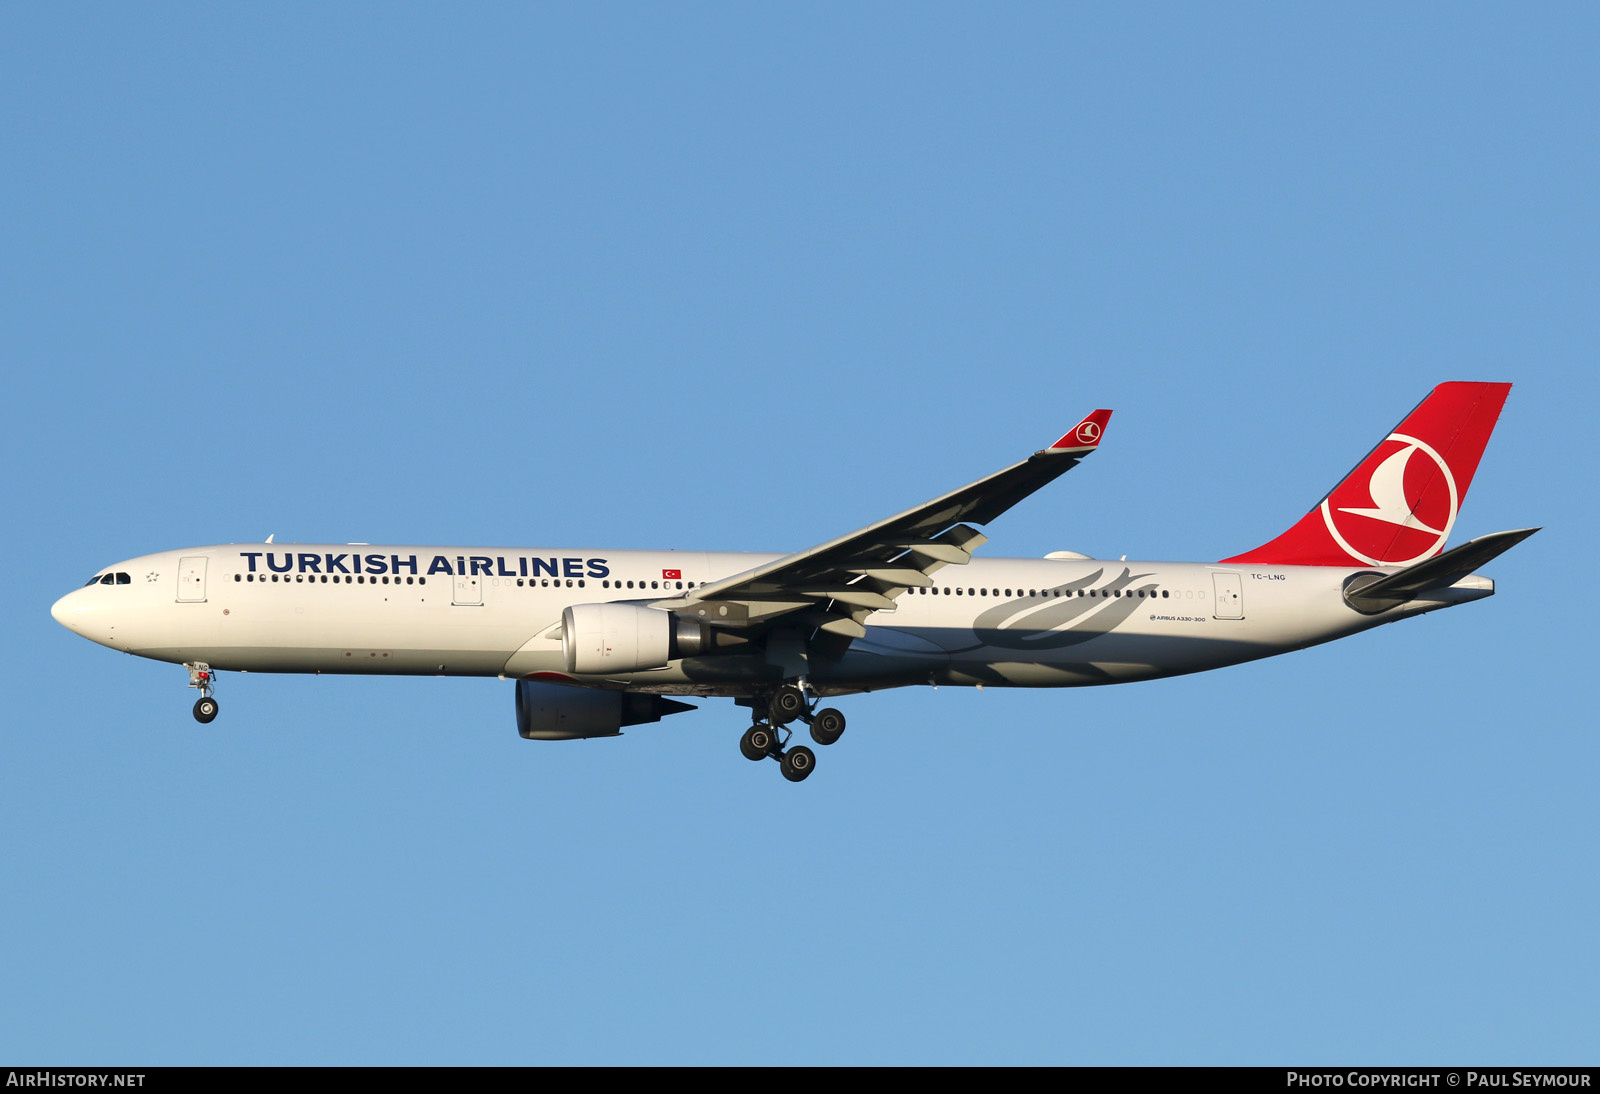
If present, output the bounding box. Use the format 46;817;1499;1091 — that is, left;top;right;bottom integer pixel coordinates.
235;574;241;582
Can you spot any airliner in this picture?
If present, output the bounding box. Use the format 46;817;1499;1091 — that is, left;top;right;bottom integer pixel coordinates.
51;381;1535;783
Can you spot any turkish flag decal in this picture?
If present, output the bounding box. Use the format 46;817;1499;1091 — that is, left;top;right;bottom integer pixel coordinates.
662;569;682;580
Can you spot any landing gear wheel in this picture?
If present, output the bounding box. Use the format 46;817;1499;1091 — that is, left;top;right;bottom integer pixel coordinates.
781;745;815;783
809;707;845;746
740;724;779;761
193;697;219;724
769;685;808;726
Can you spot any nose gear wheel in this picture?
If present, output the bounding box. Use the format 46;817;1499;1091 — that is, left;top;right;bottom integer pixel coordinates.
185;662;219;724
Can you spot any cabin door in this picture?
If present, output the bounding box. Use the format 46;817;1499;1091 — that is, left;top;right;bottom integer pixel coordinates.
453;573;483;606
1212;572;1243;619
177;557;208;602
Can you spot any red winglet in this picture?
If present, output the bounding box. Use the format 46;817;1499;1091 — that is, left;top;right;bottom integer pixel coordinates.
1048;409;1113;452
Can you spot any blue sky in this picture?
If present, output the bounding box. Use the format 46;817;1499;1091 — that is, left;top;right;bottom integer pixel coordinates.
3;4;1595;1064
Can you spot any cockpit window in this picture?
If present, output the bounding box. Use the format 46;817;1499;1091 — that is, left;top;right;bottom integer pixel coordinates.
116;573;131;584
85;575;103;586
100;574;115;585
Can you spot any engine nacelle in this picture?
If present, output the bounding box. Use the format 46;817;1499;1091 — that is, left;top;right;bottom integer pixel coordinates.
561;602;709;674
514;678;696;740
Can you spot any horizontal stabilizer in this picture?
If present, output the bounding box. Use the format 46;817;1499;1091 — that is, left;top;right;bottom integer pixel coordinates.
1344;527;1539;613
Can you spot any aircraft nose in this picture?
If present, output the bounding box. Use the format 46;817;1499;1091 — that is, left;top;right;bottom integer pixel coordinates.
51;587;120;649
52;588;93;634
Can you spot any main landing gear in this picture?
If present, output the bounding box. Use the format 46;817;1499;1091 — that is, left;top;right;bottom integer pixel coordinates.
186;662;219;724
738;685;848;783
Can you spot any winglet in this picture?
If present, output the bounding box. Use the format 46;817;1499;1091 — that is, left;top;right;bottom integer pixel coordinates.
1046;409;1113;453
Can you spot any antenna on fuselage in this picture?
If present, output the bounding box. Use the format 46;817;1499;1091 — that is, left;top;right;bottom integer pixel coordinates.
266;534;275;543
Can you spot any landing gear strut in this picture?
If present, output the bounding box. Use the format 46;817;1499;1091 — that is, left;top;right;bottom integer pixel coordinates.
736;684;844;782
186;662;218;724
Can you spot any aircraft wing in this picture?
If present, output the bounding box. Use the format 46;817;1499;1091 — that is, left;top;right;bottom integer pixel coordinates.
658;410;1113;643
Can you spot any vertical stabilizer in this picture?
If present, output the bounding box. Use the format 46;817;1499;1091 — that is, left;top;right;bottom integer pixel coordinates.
1223;382;1512;567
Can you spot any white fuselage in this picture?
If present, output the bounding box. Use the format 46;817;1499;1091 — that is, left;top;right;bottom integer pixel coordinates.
49;542;1494;698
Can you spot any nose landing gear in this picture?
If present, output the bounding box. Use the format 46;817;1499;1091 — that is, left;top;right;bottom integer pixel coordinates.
186;662;219;724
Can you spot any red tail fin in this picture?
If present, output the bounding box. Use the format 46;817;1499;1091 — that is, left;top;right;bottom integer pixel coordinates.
1223;382;1512;567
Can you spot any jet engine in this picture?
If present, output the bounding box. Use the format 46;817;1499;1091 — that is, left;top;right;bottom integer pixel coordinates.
514;678;696;740
561;602;718;674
